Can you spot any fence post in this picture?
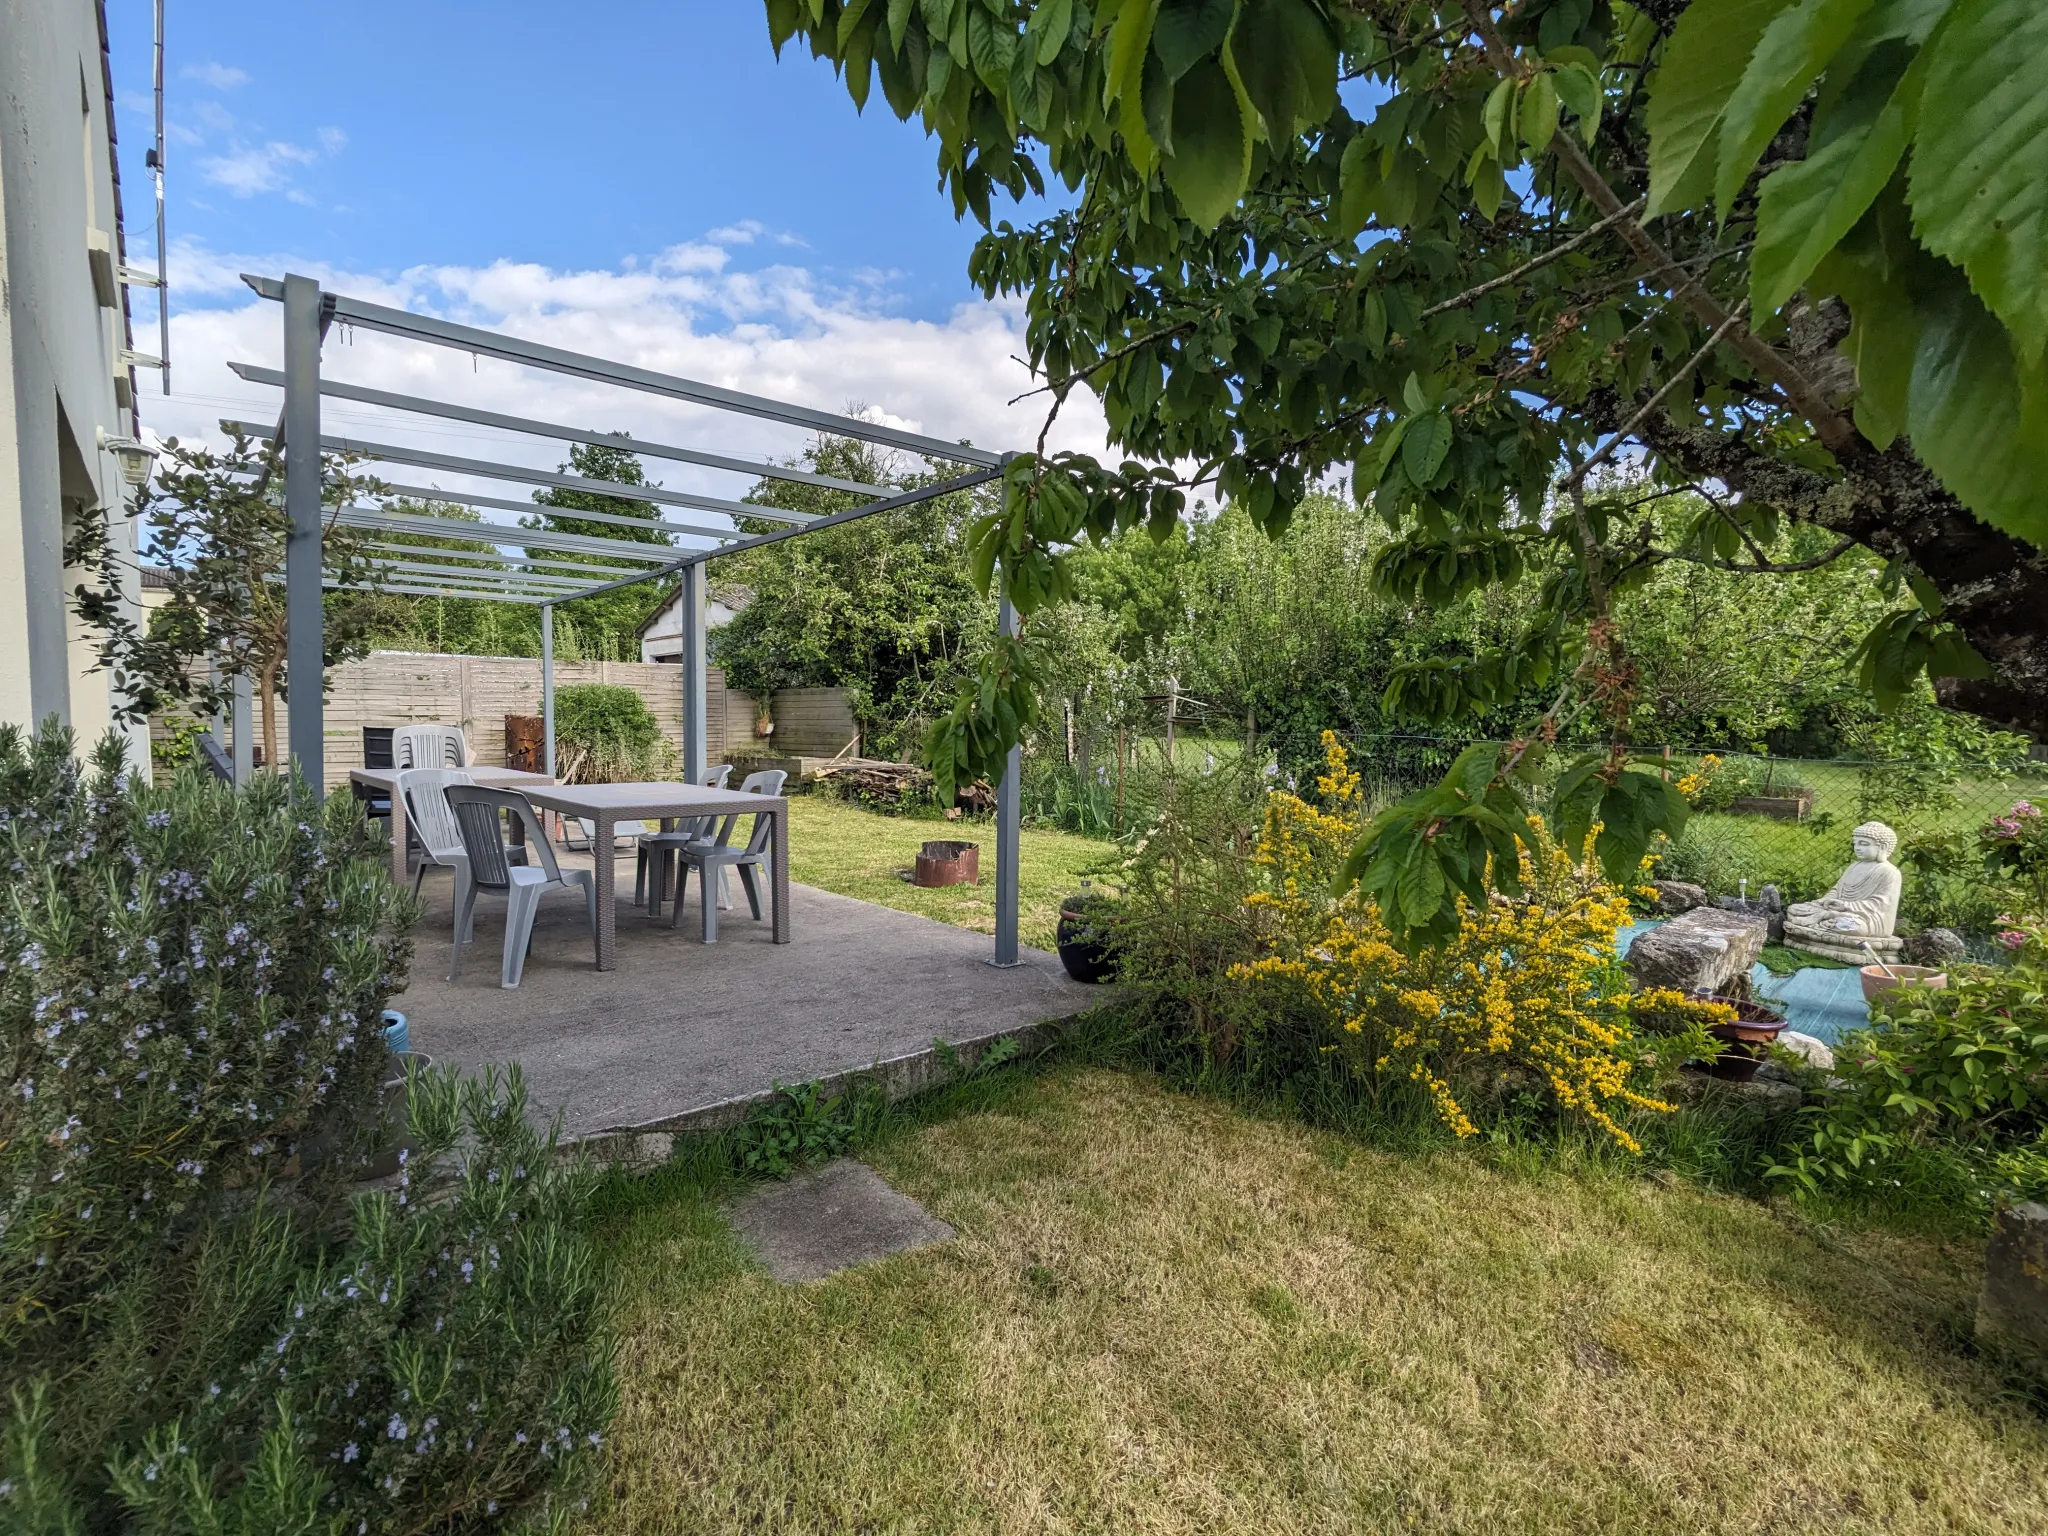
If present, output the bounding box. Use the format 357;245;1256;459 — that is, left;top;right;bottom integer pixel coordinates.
1662;744;1672;782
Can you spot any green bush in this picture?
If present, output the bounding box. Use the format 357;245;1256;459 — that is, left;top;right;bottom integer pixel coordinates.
0;723;614;1531
551;684;674;785
1769;922;2048;1217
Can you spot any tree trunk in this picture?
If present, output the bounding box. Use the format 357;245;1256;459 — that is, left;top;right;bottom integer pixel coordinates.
259;660;279;775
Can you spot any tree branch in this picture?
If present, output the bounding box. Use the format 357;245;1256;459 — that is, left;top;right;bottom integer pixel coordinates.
1455;1;1858;455
1419;197;1646;319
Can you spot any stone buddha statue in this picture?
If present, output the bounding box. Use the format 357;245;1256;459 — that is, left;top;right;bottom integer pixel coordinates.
1783;821;1905;962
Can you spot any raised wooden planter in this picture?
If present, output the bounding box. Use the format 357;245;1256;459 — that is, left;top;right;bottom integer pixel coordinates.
1730;789;1814;821
913;839;979;887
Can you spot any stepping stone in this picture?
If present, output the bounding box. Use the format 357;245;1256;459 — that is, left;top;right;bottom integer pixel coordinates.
726;1159;954;1282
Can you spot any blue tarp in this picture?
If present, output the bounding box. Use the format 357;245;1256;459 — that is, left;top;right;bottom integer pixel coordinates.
1615;918;1868;1045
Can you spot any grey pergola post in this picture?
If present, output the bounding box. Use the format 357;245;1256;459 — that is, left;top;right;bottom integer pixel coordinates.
282;273;326;793
541;604;557;778
679;563;708;782
992;587;1021;968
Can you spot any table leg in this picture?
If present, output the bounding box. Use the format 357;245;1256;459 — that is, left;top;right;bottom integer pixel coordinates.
389;790;409;887
772;805;790;944
592;811;617;971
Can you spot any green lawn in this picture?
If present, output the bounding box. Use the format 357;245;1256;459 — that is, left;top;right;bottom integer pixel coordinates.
783;794;1110;950
592;1069;2048;1534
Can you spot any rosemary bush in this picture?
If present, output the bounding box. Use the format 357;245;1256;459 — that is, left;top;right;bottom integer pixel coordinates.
0;723;614;1532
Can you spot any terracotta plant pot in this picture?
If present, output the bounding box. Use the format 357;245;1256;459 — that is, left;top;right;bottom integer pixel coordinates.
1056;901;1122;984
913;839;979;887
1859;964;1948;1004
1700;995;1786;1082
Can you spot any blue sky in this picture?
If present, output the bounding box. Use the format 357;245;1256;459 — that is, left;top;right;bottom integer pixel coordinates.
105;0;1023;323
104;1;1109;480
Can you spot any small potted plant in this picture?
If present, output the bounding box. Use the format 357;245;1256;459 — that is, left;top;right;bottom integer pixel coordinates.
1056;882;1124;984
1696;993;1787;1081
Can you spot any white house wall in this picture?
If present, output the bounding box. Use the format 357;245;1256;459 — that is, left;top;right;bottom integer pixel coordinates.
0;0;145;761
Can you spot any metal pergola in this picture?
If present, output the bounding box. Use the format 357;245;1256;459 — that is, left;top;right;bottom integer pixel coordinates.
239;272;1024;964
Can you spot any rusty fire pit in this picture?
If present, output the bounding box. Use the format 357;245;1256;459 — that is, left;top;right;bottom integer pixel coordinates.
914;839;980;887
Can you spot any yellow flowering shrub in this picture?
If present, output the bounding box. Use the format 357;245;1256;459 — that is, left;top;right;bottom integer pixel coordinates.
1674;752;1722;807
1231;734;1725;1151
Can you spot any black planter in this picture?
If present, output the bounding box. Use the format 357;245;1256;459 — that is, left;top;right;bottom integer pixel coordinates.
1056;906;1120;984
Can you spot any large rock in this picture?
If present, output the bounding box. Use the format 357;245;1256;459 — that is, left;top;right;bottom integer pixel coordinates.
1979;1202;2048;1377
1625;907;1769;995
1903;927;1968;966
1651;880;1709;913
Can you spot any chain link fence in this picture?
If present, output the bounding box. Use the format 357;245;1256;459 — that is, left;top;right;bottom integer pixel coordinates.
1021;715;2047;952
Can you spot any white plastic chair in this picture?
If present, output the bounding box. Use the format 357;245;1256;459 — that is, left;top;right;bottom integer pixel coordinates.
444;786;596;988
393;723;469;770
667;769;785;943
638;765;733;916
398;765;475;906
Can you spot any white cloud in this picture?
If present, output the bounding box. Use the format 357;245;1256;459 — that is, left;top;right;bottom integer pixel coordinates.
705;220;764;246
145;241;1109;532
198;131;342;199
200;140;319;196
184;61;249;90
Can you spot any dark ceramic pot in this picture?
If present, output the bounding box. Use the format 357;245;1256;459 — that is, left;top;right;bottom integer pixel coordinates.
1055;904;1121;984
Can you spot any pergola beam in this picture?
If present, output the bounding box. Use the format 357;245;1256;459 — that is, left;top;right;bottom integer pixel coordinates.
221;421;816;526
331;503;690;563
358;556;624;592
244;273;1006;469
558;464;1005;603
366;482;741;542
324;577;554;605
358;540;648;582
228;363;894;497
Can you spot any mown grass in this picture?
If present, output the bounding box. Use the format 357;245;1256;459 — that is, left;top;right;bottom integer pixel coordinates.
782;793;1108;949
588;1067;2048;1535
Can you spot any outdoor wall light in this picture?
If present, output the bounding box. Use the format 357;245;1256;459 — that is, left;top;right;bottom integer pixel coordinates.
97;428;159;488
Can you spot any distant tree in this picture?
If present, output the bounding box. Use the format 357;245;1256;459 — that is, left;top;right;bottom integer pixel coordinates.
67;434;379;772
712;436;1000;760
523;442;677;660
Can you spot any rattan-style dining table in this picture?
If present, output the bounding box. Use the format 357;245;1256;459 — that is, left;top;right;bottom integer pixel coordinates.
519;780;791;969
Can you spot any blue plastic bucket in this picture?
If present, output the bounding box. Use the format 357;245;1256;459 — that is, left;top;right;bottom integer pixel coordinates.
381;1009;411;1055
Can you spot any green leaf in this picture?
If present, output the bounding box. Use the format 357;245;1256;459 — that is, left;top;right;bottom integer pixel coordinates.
1551;63;1603;145
1152;0;1235;80
1906;266;2048;549
1025;0;1073;64
1716;0;1872;214
1909;0;2048;366
1400;412;1451;485
1749;48;1917;315
1522;72;1561;155
1811;189;1920;448
1483;77;1515;156
966;3;1016;95
1227;0;1337;139
1337;134;1377;236
1162;56;1251;227
1647;0;1795;216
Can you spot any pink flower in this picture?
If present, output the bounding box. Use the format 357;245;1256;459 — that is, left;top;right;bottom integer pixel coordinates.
1990;817;2022;838
1998;930;2029;950
2012;801;2038;817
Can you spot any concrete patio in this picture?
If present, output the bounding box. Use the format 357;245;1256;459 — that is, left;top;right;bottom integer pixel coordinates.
391;848;1096;1140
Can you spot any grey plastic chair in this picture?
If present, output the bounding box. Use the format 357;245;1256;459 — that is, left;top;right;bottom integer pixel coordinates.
398;768;475;934
393;723;469;770
637;765;733;916
667;769;785;943
444;785;596;988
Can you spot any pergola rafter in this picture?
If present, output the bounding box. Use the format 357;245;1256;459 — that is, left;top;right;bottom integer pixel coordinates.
245;272;1023;965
